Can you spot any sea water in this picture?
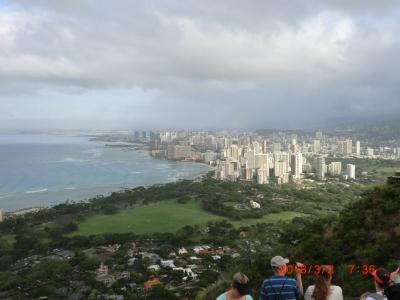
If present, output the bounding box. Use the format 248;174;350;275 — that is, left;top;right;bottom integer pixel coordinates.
0;133;209;212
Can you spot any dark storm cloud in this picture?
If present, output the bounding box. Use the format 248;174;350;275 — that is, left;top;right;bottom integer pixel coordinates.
0;0;399;129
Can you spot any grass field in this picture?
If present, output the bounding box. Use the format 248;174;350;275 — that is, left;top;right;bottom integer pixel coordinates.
232;211;306;227
73;200;305;236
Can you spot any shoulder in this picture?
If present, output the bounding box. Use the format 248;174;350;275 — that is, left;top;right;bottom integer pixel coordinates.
304;285;315;299
216;292;227;300
262;276;276;284
365;294;386;300
331;285;343;293
261;278;270;286
329;286;343;300
286;277;298;286
305;285;315;293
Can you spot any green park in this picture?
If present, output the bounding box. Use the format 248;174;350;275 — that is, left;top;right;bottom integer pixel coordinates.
73;199;305;236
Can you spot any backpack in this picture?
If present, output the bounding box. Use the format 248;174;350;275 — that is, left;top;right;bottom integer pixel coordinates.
385;283;400;300
368;292;385;300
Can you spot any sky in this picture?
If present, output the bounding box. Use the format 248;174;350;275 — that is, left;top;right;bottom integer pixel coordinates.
0;0;400;130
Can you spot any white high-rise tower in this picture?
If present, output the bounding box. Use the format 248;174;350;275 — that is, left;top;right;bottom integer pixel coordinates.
290;153;303;179
347;164;356;179
356;141;361;156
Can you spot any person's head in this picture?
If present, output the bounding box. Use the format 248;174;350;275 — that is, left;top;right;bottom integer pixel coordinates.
270;255;289;275
360;292;370;300
372;268;390;291
311;265;333;300
390;267;400;285
231;272;251;297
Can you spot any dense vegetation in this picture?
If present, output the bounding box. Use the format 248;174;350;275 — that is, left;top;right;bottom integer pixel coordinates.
218;182;400;298
0;174;398;298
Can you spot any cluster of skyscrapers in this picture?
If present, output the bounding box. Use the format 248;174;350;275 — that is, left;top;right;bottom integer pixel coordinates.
127;131;400;184
134;129;400;185
215;143;303;184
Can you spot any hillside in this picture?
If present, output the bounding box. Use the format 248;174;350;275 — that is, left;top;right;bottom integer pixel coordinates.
0;177;399;299
326;118;400;142
278;180;400;297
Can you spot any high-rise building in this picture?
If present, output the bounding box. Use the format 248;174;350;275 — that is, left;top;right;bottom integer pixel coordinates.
167;145;191;160
274;160;287;178
356;141;361;156
215;161;240;181
279;153;290;172
290;139;298;152
316;131;323;139
367;148;374;156
255;154;269;170
345;139;352;155
228;145;240;161
244;149;256;169
328;162;342;176
257;167;269;184
313;139;321;154
0;209;3;223
262;140;268;153
395;147;400;157
338;139;352;156
290;153;303;179
253;141;261;154
242;167;254;181
202;151;217;163
272;143;281;153
316;157;326;180
347;164;356;179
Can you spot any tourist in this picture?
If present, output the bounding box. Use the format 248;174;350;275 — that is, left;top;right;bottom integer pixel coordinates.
385;267;400;300
365;268;390;300
389;267;400;285
216;272;253;300
304;265;343;300
259;256;303;300
360;292;371;300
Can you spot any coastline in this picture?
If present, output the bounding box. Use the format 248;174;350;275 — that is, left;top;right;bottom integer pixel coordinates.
0;134;210;213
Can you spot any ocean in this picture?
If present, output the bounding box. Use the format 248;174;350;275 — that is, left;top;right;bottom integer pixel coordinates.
0;133;209;212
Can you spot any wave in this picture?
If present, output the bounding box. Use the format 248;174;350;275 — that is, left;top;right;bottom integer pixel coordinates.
61;157;89;163
130;171;143;174
82;149;103;158
64;187;76;190
25;188;49;194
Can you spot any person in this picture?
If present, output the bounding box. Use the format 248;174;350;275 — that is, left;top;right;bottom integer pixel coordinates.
389;267;400;285
216;272;254;300
385;267;400;300
360;292;371;300
304;265;343;300
366;268;390;300
259;255;303;300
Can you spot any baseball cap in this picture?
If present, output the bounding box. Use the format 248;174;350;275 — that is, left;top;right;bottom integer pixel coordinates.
271;256;290;268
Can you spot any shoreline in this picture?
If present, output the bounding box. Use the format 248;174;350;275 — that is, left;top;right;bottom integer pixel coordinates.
1;137;210;214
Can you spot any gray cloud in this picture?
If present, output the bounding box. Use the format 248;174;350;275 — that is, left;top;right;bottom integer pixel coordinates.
0;0;399;130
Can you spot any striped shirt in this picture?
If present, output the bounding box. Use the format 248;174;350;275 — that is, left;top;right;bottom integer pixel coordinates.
259;276;300;300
